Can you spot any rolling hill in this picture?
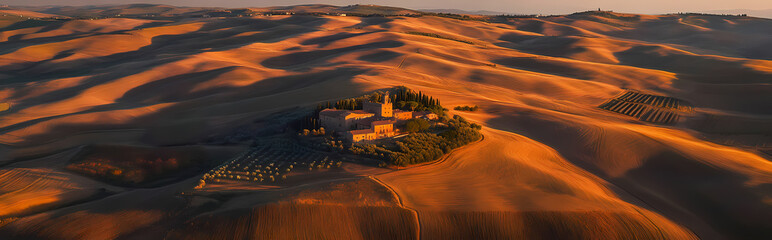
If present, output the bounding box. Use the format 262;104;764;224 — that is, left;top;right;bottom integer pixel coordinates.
0;4;770;240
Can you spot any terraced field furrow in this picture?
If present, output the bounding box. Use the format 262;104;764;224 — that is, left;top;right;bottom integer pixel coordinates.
599;90;693;125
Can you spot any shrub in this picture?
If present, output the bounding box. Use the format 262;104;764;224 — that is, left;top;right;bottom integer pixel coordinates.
405;118;430;133
454;105;479;112
353;116;482;167
66;145;208;186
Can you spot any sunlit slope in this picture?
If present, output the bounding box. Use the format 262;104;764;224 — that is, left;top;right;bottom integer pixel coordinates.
0;168;105;217
0;147;120;219
377;128;696;239
1;177;191;240
475;100;772;239
0;10;770;239
167;178;419;240
17;4;217;18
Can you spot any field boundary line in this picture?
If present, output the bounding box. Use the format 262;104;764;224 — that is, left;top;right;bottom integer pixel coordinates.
369;175;421;240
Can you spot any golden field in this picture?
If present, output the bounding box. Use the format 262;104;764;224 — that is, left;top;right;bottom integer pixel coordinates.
0;4;770;239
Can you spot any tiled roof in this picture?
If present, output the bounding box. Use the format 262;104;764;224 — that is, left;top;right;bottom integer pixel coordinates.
319;109;348;118
371;120;395;126
356;117;377;126
345;111;374;119
351;110;371;114
320;109;373;118
349;129;374;135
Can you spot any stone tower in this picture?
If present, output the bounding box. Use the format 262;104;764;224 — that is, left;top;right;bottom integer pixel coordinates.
381;93;392;117
364;92;392;118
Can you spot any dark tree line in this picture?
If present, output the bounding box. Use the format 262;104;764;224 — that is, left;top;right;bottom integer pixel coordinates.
311;86;444;113
391;86;441;108
391;86;446;116
454;105;479;111
668;12;748;17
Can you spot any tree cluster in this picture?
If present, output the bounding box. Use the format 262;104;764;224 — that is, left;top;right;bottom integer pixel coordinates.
496;14;541;18
569;10;641;21
423;13;489;22
668;12;748;17
454;105;479;111
66;146;209;186
405;118;430;133
349;115;482;167
392;86;446;116
392;86;441;107
299;127;325;136
439;115;483;150
349;143;392;159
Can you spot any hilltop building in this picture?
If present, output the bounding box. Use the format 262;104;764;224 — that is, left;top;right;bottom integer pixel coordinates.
319;94;435;142
363;95;393;118
393;109;413;120
413;111;439;120
319;109;373;132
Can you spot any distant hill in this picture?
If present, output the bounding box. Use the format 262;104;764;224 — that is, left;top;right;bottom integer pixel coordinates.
705;9;772;19
0;9;63;18
420;8;511;16
251;4;422;16
13;4;220;17
11;4;423;18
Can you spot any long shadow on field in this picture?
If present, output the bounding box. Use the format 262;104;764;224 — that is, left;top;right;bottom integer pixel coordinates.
0;15;329;85
481;103;772;239
614;45;772;115
0;161;414;239
0;177;193;239
492;56;594;80
618;151;772;239
357;50;403;62
2;67;371;149
615;46;771;85
0;20;176;59
495;33;582;59
261;40;404;69
0;19;54;32
165;177;417;240
301;31;373;48
350;16;394;29
1;15;331;113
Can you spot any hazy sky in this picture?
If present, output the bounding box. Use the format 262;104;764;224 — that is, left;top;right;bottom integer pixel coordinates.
6;0;771;15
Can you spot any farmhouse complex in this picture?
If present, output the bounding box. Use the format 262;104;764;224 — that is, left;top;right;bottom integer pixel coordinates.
319;94;437;142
